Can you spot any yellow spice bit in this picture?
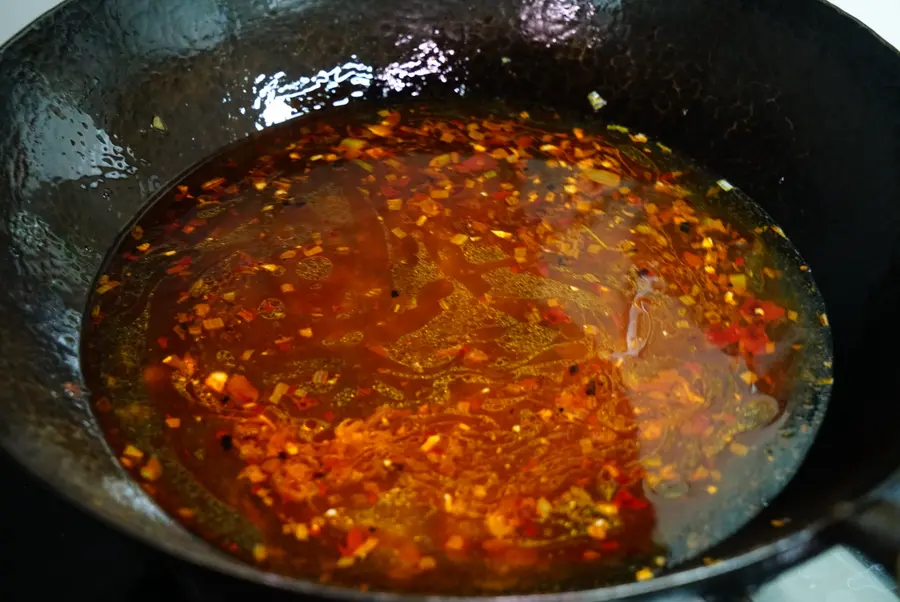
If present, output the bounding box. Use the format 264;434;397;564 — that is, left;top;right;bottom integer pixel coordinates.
337;556;356;569
294;523;309;540
252;544;268;562
707;485;718;495
269;382;290;404
635;568;654;582
416;215;428;227
280;250;297;259
354;537;379;558
787;310;799;321
202;317;224;330
304;245;323;256
386;198;403;210
204;371;229;393
817;377;834;385
730;442;750;456
679;295;696;306
445;535;465;551
596;502;618;517
123;444;144;459
587;519;608;540
391;227;407;239
299;328;313;338
431;189;449;199
450;234;469;245
421;434;441;452
818;312;829;326
280;283;295;293
418;556;437;570
739;371;758;385
139;456;163;481
701;237;714;249
491;230;512;240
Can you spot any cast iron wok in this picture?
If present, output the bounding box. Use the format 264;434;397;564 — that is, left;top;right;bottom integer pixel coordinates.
1;0;900;599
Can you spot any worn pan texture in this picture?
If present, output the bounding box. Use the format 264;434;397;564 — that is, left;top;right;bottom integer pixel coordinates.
1;0;899;599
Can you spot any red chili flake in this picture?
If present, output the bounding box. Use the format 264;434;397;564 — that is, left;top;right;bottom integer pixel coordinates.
740;324;770;355
456;154;497;173
683;252;703;269
522;458;538;472
598;541;621;551
515;136;533;149
613;488;649;510
323;410;335;422
340;527;366;556
740;296;786;323
735;257;745;267
543;307;571;325
758;300;786;322
225;374;259;404
157;336;169;349
706;323;741;347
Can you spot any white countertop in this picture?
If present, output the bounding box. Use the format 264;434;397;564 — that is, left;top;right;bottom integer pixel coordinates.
1;1;899;601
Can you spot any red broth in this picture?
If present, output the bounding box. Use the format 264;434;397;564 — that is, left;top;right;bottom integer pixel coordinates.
82;104;832;594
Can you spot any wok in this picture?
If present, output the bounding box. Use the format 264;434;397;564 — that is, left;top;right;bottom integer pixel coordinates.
1;0;900;599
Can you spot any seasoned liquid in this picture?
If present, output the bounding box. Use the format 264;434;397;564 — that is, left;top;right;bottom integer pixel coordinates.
82;104;832;594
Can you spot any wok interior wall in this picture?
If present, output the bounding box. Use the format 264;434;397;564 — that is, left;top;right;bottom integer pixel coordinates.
0;0;898;584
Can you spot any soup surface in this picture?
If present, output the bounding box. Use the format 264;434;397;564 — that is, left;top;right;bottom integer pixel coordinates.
82;103;832;594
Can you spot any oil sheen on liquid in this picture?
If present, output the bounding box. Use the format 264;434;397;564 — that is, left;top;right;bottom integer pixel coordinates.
81;102;833;595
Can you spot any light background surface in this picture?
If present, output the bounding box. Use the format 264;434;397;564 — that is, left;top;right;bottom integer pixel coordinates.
1;1;898;601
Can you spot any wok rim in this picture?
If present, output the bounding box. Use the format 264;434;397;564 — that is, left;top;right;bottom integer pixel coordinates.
0;0;897;599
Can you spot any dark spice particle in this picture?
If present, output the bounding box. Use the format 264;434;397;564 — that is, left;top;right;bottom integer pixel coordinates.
638;268;650;277
278;451;288;460
391;290;400;298
313;471;326;479
569;364;579;375
585;380;597;396
680;221;691;233
220;434;233;451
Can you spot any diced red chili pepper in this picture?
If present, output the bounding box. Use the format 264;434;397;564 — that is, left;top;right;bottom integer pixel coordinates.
707;323;741;347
